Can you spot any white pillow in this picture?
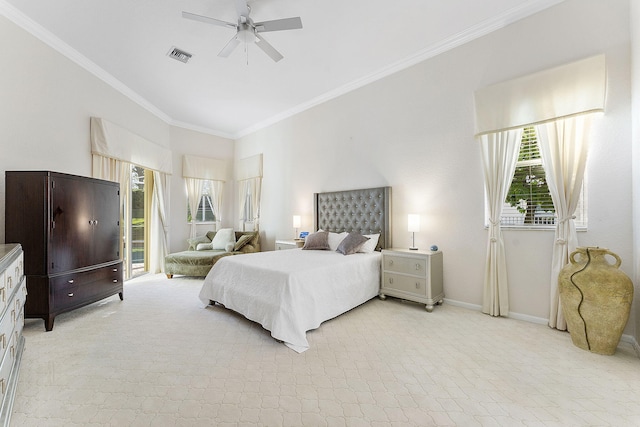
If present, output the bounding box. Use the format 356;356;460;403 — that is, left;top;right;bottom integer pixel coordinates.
211;228;235;250
359;234;380;253
328;232;348;251
196;242;213;251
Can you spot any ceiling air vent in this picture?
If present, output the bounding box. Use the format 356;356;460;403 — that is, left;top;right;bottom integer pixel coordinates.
167;46;192;64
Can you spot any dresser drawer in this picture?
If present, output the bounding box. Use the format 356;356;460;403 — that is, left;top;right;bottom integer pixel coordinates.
51;265;121;310
382;272;427;296
383;254;427;277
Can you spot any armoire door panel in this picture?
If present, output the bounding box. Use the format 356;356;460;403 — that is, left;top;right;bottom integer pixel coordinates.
50;175;93;272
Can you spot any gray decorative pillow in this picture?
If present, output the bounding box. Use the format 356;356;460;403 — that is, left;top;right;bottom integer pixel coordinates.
234;233;254;251
302;231;330;250
336;232;370;255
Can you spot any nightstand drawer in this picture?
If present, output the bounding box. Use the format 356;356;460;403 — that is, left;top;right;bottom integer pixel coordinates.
382;273;427;296
383;255;427;276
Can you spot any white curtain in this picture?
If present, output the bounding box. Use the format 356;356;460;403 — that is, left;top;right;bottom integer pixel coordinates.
236;154;263;231
92;154;132;279
185;178;204;239
238;179;251;231
479;129;523;316
91;117;173;279
536;115;593;330
149;171;170;274
210;180;224;228
250;177;262;231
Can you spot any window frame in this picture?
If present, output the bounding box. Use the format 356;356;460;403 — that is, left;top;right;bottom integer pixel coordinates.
187;179;217;224
485;126;588;231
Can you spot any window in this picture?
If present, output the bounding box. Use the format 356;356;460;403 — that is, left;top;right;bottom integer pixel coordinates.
498;127;587;228
187;180;216;223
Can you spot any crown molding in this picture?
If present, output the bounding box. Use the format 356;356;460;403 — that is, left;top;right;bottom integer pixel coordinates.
0;0;173;124
1;0;564;141
235;0;565;139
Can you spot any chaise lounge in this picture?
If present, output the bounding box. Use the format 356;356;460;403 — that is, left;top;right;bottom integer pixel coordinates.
165;230;260;278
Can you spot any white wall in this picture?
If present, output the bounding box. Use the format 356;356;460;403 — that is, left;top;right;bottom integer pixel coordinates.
0;15;235;257
630;0;640;347
0;15;164;242
235;0;635;328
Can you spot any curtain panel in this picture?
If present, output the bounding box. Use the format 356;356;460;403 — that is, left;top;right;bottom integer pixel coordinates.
185;178;205;239
479;129;523;316
236;154;263;231
536;115;593;330
90;117;173;277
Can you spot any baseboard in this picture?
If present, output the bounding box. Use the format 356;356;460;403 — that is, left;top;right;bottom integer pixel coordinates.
443;298;547;324
444;298;639;357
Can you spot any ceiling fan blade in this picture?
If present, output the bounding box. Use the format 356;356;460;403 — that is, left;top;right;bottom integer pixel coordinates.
255;34;284;62
255;17;302;32
218;35;241;58
182;11;237;29
234;0;250;18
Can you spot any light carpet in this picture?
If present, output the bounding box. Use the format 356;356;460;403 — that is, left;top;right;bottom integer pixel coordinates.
11;273;640;426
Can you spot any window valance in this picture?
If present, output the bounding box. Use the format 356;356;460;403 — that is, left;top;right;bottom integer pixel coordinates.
474;55;606;136
182;154;227;181
236;153;263;181
90;117;173;174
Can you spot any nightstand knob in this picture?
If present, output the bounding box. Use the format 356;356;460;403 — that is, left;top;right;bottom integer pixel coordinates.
389;260;394;266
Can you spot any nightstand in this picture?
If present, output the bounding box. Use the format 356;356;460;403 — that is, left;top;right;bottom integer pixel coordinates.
380;248;444;312
275;239;304;250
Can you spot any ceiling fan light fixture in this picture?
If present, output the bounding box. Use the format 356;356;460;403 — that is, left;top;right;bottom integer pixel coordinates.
236;23;256;44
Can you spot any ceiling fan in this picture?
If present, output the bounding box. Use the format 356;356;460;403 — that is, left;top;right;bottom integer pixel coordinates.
182;0;303;62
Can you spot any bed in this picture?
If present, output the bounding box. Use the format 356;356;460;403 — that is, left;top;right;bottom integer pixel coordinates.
198;186;392;353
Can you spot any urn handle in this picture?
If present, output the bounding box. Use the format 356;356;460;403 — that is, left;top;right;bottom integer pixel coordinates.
604;250;622;268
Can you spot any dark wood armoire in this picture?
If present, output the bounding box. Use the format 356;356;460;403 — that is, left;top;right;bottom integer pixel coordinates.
5;171;123;331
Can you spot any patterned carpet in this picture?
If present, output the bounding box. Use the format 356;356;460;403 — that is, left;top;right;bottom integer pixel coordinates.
11;273;640;426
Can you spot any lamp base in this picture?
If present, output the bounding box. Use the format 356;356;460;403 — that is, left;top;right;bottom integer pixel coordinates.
409;247;418;251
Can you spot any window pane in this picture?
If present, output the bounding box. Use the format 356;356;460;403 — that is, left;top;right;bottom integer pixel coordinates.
500;126;586;228
187;180;216;223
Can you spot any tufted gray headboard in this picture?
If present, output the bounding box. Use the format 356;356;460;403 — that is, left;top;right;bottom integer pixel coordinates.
313;187;392;251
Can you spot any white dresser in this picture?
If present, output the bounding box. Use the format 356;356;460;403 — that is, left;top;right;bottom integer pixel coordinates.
0;244;26;426
380;248;444;312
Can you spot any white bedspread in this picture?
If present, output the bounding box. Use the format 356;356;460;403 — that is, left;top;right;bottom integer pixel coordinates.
199;249;381;353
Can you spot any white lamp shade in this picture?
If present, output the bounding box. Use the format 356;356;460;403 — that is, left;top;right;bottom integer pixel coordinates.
292;215;301;228
408;214;420;232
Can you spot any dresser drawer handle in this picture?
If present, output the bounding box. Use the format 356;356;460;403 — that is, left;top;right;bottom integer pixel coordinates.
6;277;11;289
0;287;5;303
113;269;118;272
0;334;5;350
113;279;118;283
68;280;74;284
415;263;421;271
68;293;74;297
388;260;394;266
388;277;393;285
415;282;420;289
0;378;4;395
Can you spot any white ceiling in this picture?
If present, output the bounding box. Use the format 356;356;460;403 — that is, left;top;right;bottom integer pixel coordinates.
2;0;562;139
